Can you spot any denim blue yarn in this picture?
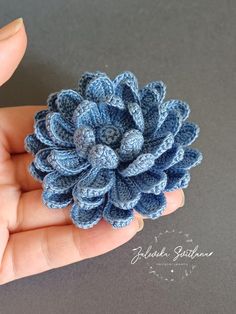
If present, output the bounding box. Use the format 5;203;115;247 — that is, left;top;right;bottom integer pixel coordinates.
25;71;203;229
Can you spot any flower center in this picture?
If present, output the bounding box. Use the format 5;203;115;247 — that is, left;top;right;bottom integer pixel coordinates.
98;124;121;147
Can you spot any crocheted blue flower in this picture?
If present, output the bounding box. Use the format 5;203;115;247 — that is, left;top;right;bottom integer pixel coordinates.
25;71;202;229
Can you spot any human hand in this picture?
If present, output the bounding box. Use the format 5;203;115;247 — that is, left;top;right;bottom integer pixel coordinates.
0;18;184;285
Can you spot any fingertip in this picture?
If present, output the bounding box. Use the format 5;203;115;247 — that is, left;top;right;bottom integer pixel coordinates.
162;189;185;216
0;18;24;41
0;18;27;86
135;215;144;232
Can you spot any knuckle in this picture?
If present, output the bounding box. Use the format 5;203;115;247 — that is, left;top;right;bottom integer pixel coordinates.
71;227;84;261
41;229;54;269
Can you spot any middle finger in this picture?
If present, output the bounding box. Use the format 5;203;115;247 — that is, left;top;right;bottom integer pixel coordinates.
9;189;184;233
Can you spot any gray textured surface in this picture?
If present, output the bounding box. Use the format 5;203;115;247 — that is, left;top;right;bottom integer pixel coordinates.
0;0;235;313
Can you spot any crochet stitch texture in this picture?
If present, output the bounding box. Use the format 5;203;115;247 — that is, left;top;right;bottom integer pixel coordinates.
25;71;202;228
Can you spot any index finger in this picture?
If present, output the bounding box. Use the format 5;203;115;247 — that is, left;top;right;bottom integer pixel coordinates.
0;106;46;155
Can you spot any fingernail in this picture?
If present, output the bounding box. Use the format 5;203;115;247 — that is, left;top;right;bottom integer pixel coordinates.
137;216;144;232
0;18;23;41
180;190;185;207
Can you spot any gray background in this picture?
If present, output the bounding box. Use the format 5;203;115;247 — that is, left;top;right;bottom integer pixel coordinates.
0;0;235;313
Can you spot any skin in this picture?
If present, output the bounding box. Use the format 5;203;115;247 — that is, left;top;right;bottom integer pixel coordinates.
0;18;184;285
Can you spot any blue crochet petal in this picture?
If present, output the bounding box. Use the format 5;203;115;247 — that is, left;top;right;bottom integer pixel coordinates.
70;202;103;229
47;92;58;111
119;129;144;161
73;100;98;127
117;82;139;105
76;168;115;198
110;173;141;209
127;102;144;132
34;148;53;172
56;89;83;121
78;71;107;97
88;144;119;169
140;81;166;109
25;134;46;155
109;107;135;133
43;171;79;193
97;104;113;124
171;148;203;170
165;169;191;191
29;162;48;182
46;112;75;147
133;170;167;195
120;154;155;177
76;196;104;211
74;126;96;158
72;184;104;210
48;149;90;175
165;99;190;121
175;122;200;146
143;132;174;158
108;96;125;109
113;71;138;92
143;102;169;136
42;190;72;209
154;109;182;137
114;72;140;107
154;144;185;170
34;110;49;123
35;118;54;146
103;202;134;228
85;75;114;103
73;101;112;128
135;192;166;219
113;71;138;89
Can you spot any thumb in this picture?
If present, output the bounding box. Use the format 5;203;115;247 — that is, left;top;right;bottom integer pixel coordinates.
0;18;27;86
